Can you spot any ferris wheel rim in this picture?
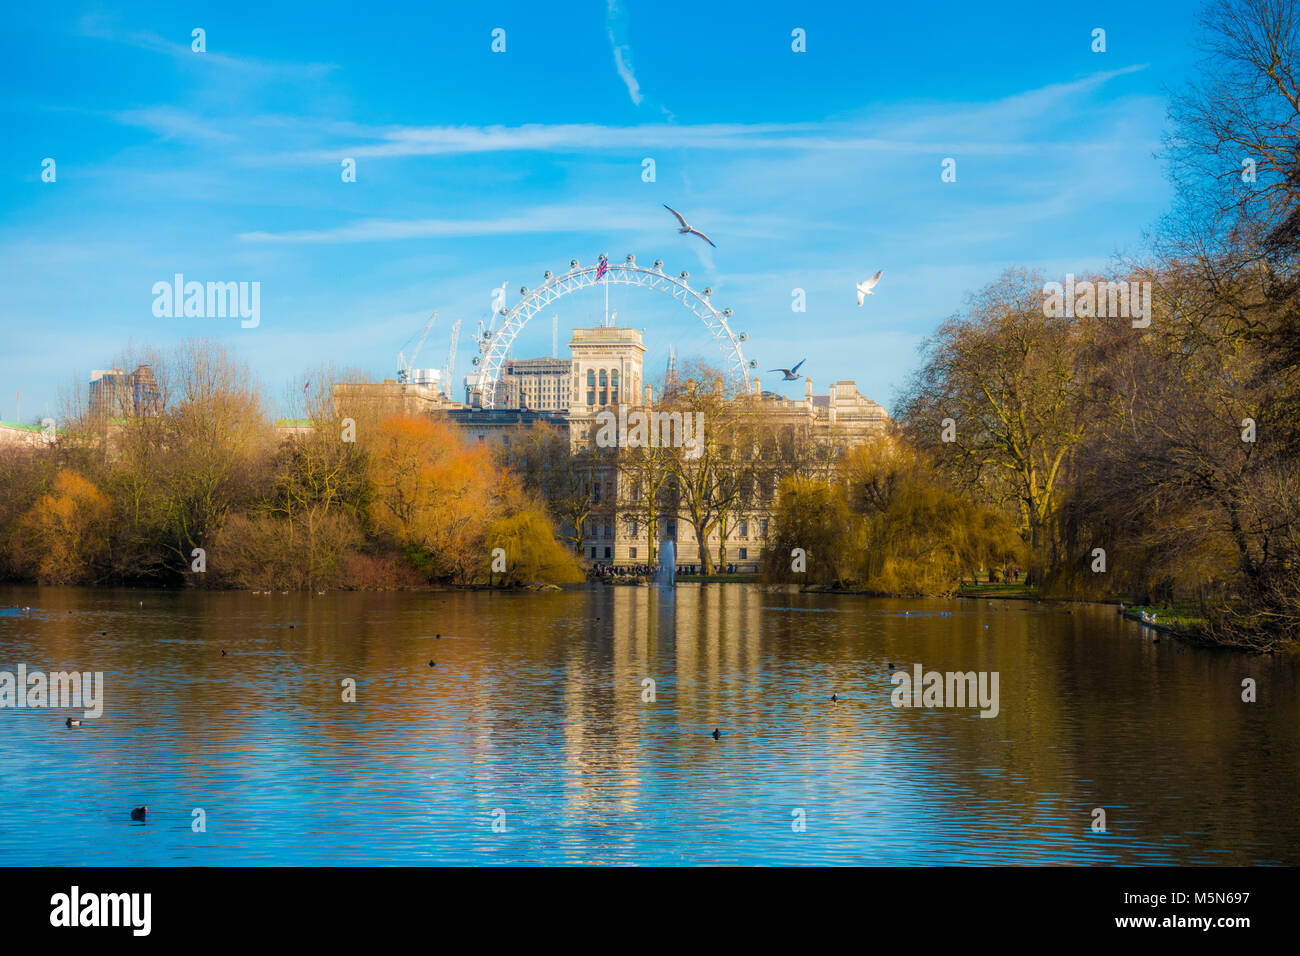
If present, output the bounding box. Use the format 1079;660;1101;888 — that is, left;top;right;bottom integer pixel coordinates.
472;257;751;409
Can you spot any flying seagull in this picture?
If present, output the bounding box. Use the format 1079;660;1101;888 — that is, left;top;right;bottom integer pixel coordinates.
856;270;884;305
663;205;716;247
768;359;806;381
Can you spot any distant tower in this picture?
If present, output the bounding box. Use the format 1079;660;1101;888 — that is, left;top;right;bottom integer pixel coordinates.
569;327;645;415
666;344;678;388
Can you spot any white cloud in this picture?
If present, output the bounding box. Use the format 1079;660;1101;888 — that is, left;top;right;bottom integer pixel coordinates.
74;13;337;80
607;0;645;107
113;107;240;143
239;205;660;243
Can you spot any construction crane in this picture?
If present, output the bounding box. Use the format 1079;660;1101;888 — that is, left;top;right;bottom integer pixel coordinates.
397;311;437;384
441;319;461;400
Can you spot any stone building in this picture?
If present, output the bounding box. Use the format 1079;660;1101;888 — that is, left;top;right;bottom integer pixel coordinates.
334;378;450;418
502;357;571;411
0;421;50;448
568;327;644;414
430;326;888;573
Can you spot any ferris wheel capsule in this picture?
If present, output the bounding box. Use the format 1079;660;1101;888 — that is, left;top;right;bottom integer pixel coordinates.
570;259;579;269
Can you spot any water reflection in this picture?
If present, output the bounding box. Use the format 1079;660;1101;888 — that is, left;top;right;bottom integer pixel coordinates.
0;584;1295;865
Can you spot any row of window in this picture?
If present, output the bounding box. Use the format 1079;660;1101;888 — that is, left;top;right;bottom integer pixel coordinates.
589;546;751;562
583;367;621;406
581;518;769;539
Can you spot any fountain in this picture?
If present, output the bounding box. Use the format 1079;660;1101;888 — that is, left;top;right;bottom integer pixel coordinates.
656;538;676;588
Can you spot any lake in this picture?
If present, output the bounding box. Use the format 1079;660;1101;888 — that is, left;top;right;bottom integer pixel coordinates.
0;584;1295;865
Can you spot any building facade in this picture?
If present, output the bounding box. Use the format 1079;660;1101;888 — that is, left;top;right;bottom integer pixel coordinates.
89;366;160;420
568;327;644;415
433;326;888;573
502;357;572;411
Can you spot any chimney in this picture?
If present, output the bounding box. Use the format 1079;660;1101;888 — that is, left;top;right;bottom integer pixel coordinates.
751;377;761;396
805;378;813;410
644;384;653;406
828;382;838;423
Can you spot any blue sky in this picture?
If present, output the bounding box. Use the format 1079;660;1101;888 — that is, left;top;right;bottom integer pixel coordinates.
0;0;1204;421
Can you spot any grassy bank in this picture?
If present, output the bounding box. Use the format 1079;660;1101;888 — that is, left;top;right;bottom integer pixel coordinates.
956;582;1040;600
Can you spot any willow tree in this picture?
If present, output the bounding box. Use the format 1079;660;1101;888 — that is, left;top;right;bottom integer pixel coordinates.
13;469;113;584
760;475;857;586
495;421;603;555
365;414;502;583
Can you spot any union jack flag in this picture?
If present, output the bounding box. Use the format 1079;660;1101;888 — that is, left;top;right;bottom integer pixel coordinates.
595;256;608;280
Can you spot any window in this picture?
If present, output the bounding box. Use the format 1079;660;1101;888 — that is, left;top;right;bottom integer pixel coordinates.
610;369;619;403
760;518;769;537
630;547;637;560
630;520;638;537
666;520;676;538
599;369;608;406
587;368;595;406
591;547;598;559
604;520;612;537
738;519;749;538
604;547;611;559
739;548;748;560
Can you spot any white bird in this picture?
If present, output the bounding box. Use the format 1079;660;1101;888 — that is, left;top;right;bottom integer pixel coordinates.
663;205;716;247
856;270;884;305
768;359;806;381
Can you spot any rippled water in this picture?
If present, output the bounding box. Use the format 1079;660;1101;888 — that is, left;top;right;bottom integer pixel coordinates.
0;584;1295;865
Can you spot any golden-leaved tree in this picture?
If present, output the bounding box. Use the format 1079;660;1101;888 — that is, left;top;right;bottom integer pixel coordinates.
367;414;497;582
367;413;580;585
14;469;113;584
